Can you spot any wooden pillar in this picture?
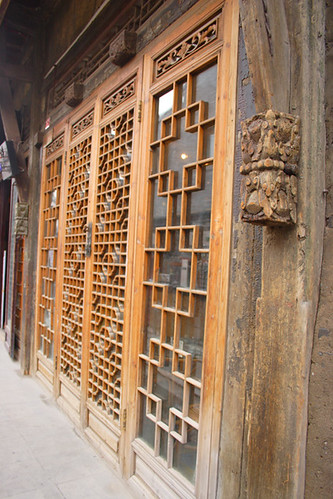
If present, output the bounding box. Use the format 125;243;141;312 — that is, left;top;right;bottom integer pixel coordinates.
224;1;327;497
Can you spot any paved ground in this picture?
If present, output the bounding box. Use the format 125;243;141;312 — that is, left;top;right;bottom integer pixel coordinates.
0;334;136;499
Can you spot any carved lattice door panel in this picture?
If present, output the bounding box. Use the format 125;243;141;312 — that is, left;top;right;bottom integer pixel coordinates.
57;111;94;417
85;96;137;452
35;136;64;389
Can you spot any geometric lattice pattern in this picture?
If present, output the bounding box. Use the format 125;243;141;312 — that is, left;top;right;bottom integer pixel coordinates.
87;108;134;423
37;156;62;360
138;62;217;483
60;134;92;386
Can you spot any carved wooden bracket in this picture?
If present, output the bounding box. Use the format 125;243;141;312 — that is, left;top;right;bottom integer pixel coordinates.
15;202;29;236
240;110;300;226
65;82;84;107
109;30;137;66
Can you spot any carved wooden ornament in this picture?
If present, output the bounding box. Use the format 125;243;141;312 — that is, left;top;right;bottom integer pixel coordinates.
65;82;84;107
240;109;300;225
15;202;29;236
109;30;137;66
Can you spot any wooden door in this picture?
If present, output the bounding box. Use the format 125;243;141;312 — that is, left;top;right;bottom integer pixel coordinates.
35;0;238;496
35;135;64;389
126;1;238;497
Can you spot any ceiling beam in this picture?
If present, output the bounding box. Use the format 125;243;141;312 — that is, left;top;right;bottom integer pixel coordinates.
0;62;32;81
0;76;29;202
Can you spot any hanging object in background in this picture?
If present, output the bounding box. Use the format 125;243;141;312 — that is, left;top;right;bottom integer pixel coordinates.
240;109;300;226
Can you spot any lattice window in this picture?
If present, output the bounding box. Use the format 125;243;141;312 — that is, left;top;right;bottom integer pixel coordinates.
138;61;217;483
87;108;134;422
60;135;92;386
37;155;62;359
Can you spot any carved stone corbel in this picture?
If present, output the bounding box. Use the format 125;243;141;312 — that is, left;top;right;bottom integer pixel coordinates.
240;109;300;225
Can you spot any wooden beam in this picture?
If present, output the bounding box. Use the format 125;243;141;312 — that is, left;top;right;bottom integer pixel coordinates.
5;18;35;37
0;0;10;26
0;77;29;202
0;62;32;82
239;0;290;112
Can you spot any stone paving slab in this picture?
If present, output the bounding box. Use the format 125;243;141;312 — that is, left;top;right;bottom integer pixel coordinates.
0;335;137;499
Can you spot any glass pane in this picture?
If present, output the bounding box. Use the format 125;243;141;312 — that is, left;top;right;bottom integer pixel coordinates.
177;79;187;110
143;286;161;354
164;115;197;189
173;425;198;484
152;365;183;424
192;63;217;119
149;179;167;247
202;124;215;159
155;89;174;140
139;395;155;448
179;294;206;381
186;164;213;248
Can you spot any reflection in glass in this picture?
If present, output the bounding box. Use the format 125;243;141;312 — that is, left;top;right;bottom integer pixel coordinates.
49;189;57;207
171;194;181;226
155;89;174;140
195;252;209;290
179;295;206;381
173;425;198;484
149;179;167;247
47;249;54;267
164;115;197;189
186;164;213;248
202;124;215;159
152;365;183;424
192;63;217;119
177;79;187;110
164;311;174;345
189;383;200;423
143;287;161;354
139;395;155;448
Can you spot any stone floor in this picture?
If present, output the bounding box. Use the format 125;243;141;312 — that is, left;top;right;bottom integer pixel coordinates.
0;334;137;499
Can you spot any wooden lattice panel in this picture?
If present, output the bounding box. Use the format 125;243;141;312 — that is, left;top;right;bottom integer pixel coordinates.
37;156;62;359
138;61;217;483
60;136;92;386
87;109;134;422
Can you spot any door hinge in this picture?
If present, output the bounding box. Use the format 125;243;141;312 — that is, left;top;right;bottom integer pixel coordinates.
138;101;143;123
55;355;58;370
122;408;127;430
64;151;67;164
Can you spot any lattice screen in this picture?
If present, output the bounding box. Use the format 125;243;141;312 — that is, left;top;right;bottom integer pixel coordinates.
37;155;62;359
87;108;134;422
60;133;92;386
